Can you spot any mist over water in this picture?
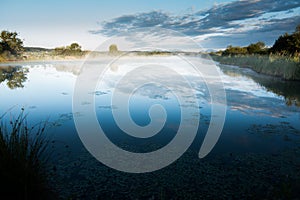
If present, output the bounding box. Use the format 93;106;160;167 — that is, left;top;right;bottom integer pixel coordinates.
0;57;300;198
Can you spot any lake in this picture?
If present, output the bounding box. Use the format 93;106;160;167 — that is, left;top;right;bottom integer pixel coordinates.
0;56;300;199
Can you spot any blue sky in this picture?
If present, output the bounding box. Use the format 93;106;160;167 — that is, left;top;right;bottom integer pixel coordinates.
1;0;299;50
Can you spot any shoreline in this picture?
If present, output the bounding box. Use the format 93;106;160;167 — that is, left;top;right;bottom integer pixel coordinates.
1;54;300;82
211;55;300;81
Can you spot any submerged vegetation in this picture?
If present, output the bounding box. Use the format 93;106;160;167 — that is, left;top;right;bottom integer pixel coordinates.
211;25;300;80
0;110;52;199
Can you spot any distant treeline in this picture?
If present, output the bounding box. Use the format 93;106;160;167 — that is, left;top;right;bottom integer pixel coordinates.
214;25;300;58
1;24;300;64
53;43;84;56
211;25;300;81
0;30;88;61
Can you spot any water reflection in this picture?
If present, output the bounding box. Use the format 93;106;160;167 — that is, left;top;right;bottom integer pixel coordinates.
0;66;28;89
54;63;81;75
0;60;299;198
219;64;300;107
252;76;300;107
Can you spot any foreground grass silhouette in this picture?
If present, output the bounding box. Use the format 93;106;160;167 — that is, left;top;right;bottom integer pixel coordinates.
0;110;52;200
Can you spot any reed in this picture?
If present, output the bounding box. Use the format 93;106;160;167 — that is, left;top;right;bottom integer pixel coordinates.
0;110;51;200
211;55;300;80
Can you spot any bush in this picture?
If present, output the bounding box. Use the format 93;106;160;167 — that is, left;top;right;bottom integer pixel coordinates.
53;43;83;56
109;44;118;55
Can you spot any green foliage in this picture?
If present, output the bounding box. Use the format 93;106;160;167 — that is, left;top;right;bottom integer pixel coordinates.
296;24;300;33
68;42;81;52
0;31;24;59
220;24;300;57
214;24;300;81
222;42;267;56
212;54;300;80
109;44;118;54
0;110;51;199
271;26;300;56
53;42;83;56
247;42;266;54
222;45;248;56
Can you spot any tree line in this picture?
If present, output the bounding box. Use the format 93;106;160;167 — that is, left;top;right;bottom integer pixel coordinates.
0;30;85;61
53;43;83;56
220;25;300;57
1;24;299;61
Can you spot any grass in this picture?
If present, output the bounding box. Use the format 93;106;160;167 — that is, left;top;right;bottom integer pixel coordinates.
0;109;52;200
211;54;300;80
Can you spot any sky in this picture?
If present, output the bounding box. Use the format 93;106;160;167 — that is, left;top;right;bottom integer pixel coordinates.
1;0;300;50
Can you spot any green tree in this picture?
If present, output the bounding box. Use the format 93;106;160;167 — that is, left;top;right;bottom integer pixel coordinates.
247;42;266;54
53;43;82;56
0;31;24;56
296;24;300;33
67;43;82;52
109;44;118;54
271;25;300;56
222;45;248;56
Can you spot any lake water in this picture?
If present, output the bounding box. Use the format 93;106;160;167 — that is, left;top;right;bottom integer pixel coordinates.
1;56;300;199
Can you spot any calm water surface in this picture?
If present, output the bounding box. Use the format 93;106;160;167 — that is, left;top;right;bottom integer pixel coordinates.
0;57;300;199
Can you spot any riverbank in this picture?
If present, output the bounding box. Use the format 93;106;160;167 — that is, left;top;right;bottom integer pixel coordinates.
211;55;300;81
0;51;176;63
0;51;199;63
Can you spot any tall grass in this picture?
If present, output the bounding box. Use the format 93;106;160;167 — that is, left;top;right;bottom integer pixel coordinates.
0;110;52;200
212;55;300;80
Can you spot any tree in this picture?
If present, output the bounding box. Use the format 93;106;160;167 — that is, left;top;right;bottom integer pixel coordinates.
68;43;81;52
247;42;266;54
296;25;300;34
109;44;118;54
270;25;300;56
53;43;82;56
222;45;247;56
0;31;24;57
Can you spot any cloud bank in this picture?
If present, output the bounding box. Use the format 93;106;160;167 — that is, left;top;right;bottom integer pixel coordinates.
91;0;300;49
